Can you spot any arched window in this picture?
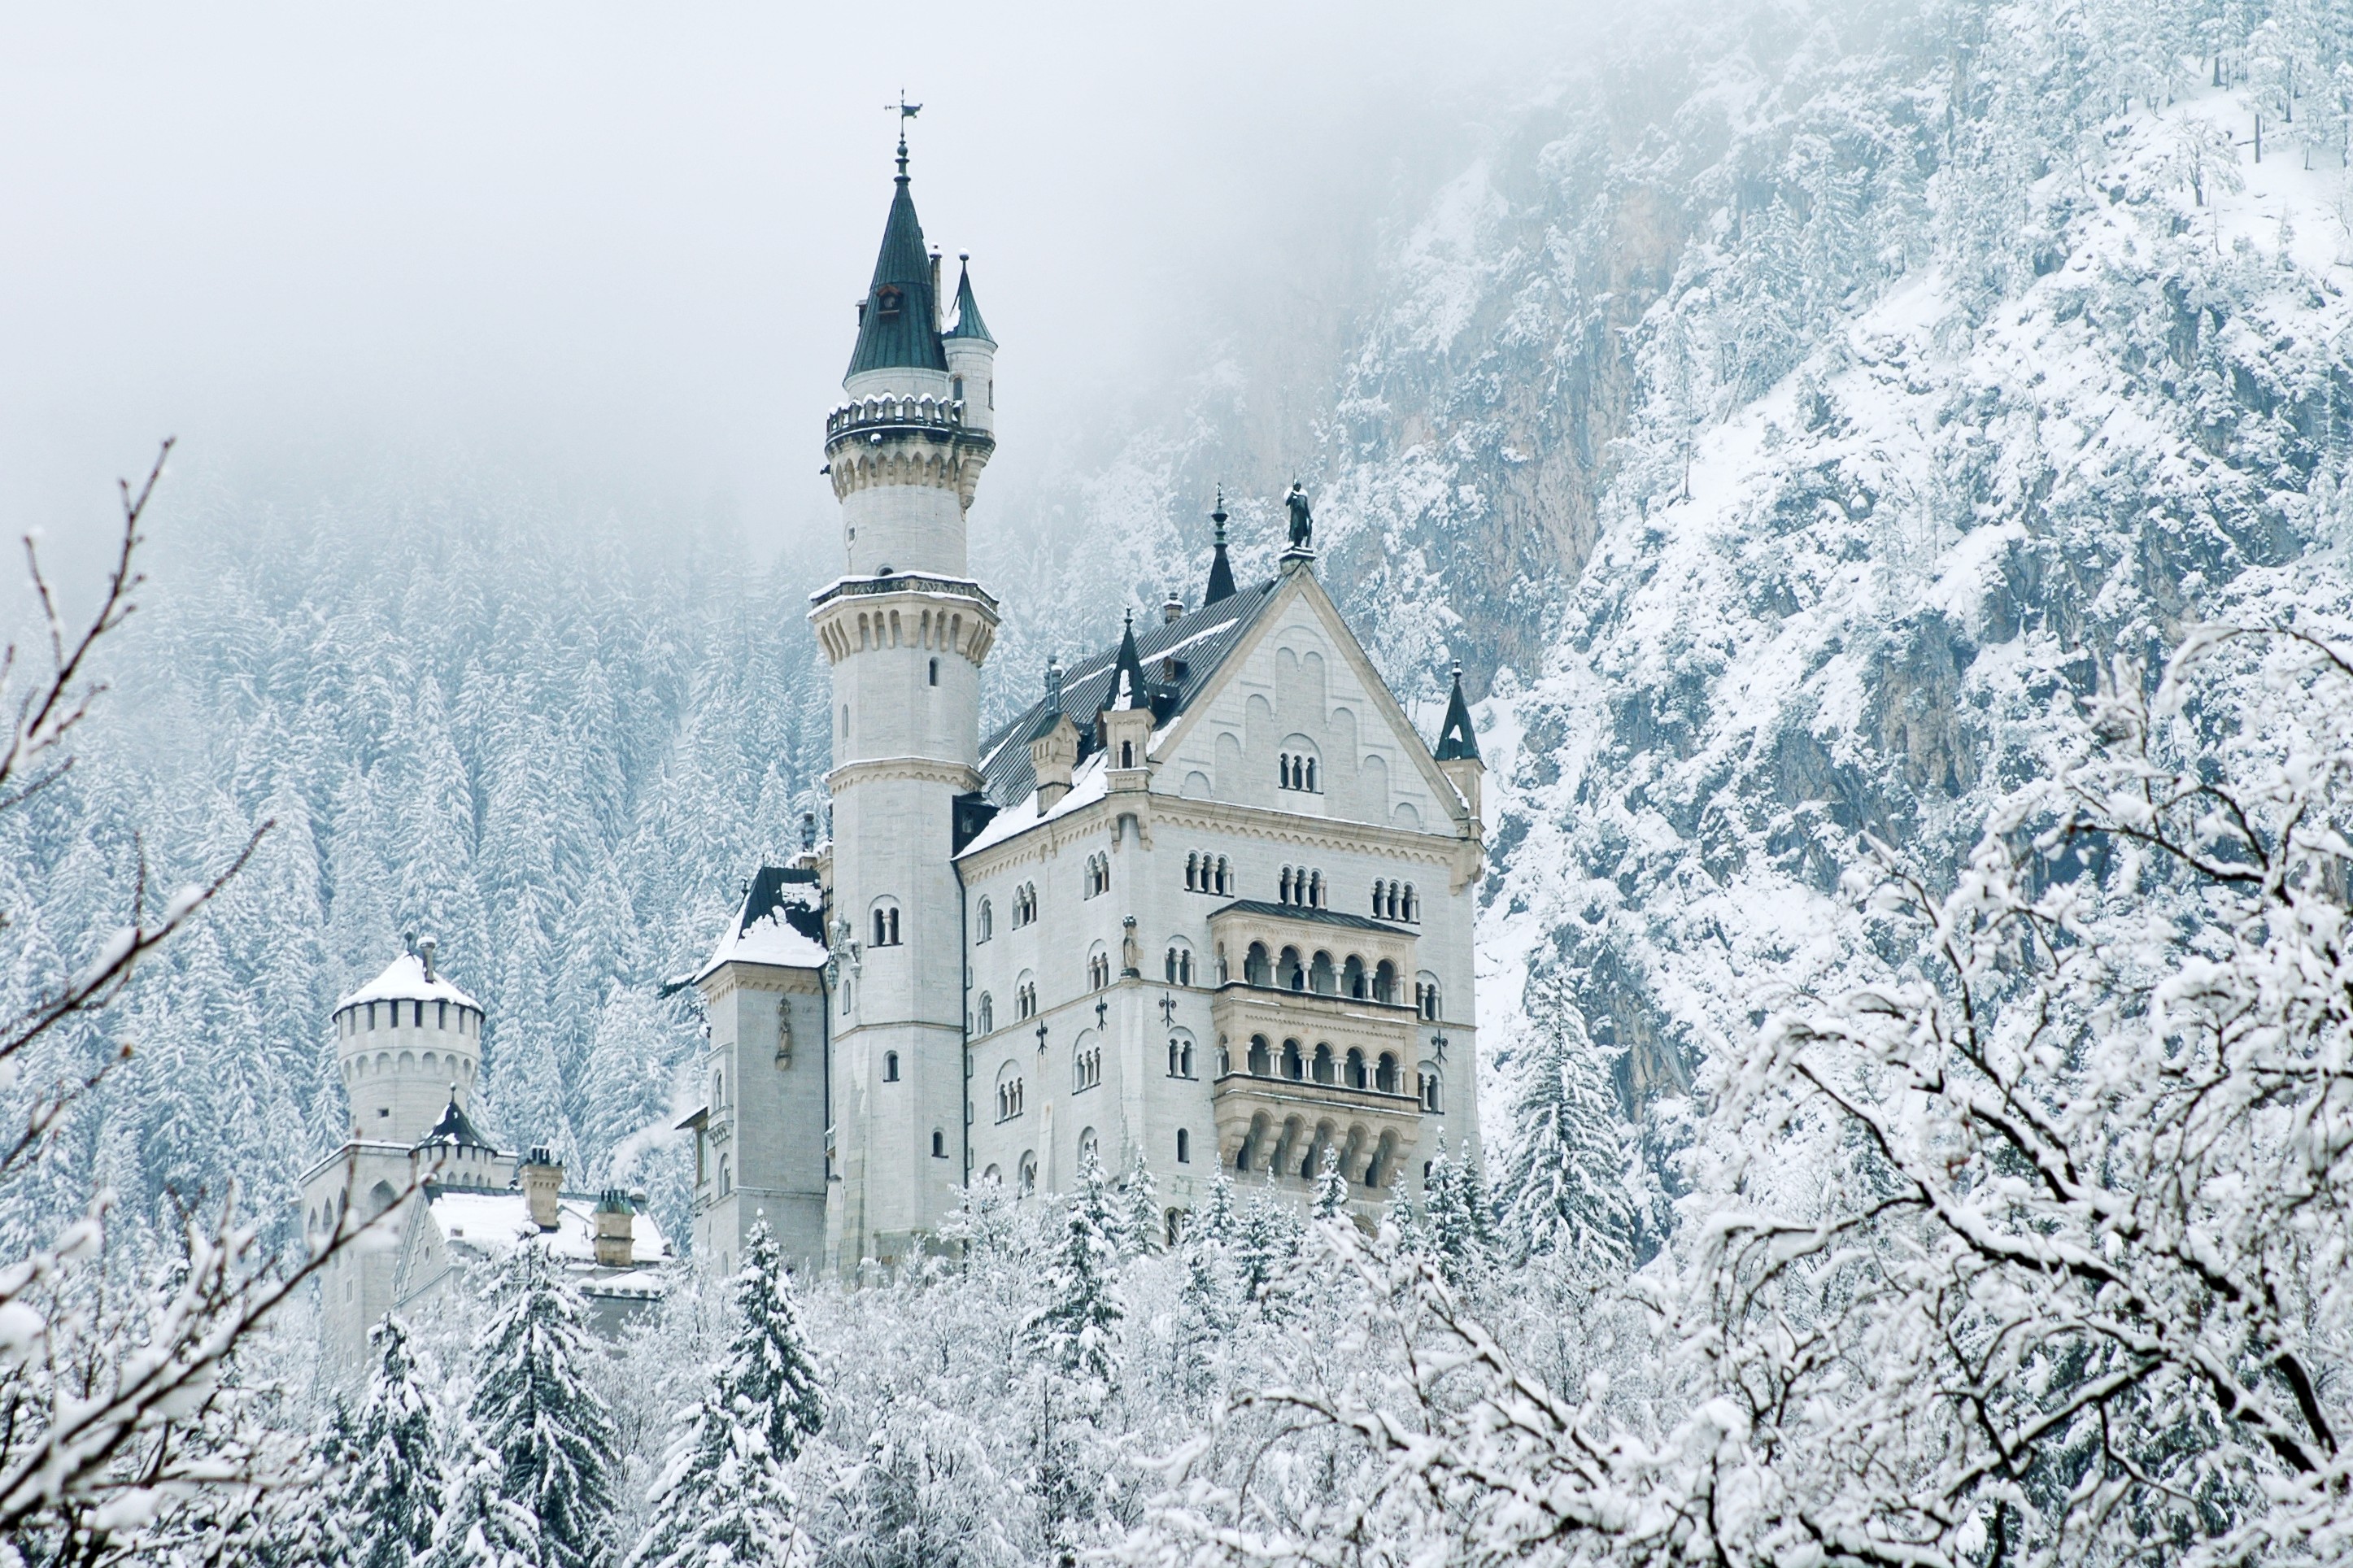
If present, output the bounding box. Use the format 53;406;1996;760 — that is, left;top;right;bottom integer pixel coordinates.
1282;1039;1305;1080
1344;955;1367;998
1418;1065;1442;1113
1119;739;1135;769
928;656;939;686
1088;947;1111;990
1019;980;1038;1019
1402;884;1418;923
1280;947;1305;991
1013;882;1038;927
977;992;995;1034
983;1163;1001;1186
1375;960;1398;1004
1376;1052;1399;1095
977;898;993;942
712;1070;724;1111
995;1061;1024;1122
1176;1128;1192;1165
1074;1034;1101;1091
1164;940;1195;986
1216;856;1231;894
1245;942;1272;987
1309;951;1336;994
841;975;854;1015
1248;1034;1273;1075
1079;1126;1100;1167
1311;1043;1336;1084
1346;1047;1368;1089
1278;738;1322;793
1416;975;1441;1021
932;1128;948;1157
1165;1207;1184;1247
1018;1152;1037;1196
1167;1031;1196;1078
1185;852;1200;891
1084;853;1109;898
718;1156;731;1196
871;901;901;947
1279;865;1292;904
884;1051;900;1082
1309;870;1323;908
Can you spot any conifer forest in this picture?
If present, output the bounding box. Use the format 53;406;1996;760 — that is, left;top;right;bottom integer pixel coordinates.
10;1;2353;1563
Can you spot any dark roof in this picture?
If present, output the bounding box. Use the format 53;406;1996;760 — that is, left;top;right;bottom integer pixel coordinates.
944;259;993;344
1434;666;1480;762
416;1093;494;1152
1205;494;1237;606
1102;615;1148;712
846;172;948;377
1208;899;1419;936
978;580;1279;808
746;864;826;945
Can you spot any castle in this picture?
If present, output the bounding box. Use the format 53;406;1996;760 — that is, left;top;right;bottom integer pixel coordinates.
686;134;1488;1280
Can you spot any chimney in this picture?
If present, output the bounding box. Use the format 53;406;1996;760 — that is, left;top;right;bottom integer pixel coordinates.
418;936;437;981
930;248;943;332
520;1146;561;1231
800;812;817;852
591;1188;634;1268
1162;593;1184;625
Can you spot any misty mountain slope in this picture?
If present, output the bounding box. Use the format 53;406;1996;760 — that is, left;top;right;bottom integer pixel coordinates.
1473;70;2353;1162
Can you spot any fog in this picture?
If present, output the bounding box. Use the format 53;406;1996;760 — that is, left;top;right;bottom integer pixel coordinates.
2;2;1580;588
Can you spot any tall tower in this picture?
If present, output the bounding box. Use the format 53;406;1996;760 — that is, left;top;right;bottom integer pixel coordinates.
810;133;999;1270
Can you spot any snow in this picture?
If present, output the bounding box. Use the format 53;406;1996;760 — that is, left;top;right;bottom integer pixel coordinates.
955;750;1112;860
429;1187;673;1270
335;951;482;1013
694;906;827;980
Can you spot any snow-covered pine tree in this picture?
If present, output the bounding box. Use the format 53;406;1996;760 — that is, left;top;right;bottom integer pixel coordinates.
726;1223;823;1463
466;1242;621;1568
1196;1169;1235;1244
1116;1152;1159;1257
1230;1187;1299;1314
624;1380;804;1568
1418;1144;1495;1288
1309;1148;1348;1222
339;1315;444;1568
1495;979;1635;1273
429;1418;543;1568
1025;1148;1125;1393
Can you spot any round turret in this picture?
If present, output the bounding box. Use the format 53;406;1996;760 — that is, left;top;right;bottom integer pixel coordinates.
333;943;485;1143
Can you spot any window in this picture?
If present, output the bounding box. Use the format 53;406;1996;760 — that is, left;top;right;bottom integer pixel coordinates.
1244;942;1272;987
1278;865;1326;908
1018;1152;1037;1196
1164;942;1195;985
1166;1207;1184;1247
1279;741;1321;793
1083;853;1109;898
1016;975;1038;1021
952;373;965;401
1376;1052;1400;1094
1344;955;1367;998
1088;947;1111;990
976;992;995;1034
1279;946;1306;991
1418;1066;1441;1113
1403;884;1418;923
437;1000;447;1028
1347;1048;1368;1090
1248;1034;1272;1075
1176;1127;1192;1164
995;1061;1025;1122
1281;1039;1305;1080
718;1155;731;1196
1079;1126;1100;1165
1119;739;1135;768
841;975;853;1016
1309;951;1336;993
1416;976;1442;1021
884;1051;900;1082
1375;960;1399;1004
929;657;939;686
1166;1033;1196;1078
977;897;993;942
1013;882;1038;926
933;1128;948;1157
1073;1035;1101;1092
1312;1043;1336;1083
871;902;901;947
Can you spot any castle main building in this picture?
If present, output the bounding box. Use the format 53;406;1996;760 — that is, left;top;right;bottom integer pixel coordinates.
687;138;1486;1279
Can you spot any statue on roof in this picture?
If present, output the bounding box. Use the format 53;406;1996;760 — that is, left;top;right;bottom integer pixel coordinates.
1285;483;1314;550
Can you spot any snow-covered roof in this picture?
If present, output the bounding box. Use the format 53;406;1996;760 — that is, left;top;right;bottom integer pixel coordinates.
425;1188;674;1276
956;749;1111;860
690;867;828;982
336;952;481;1013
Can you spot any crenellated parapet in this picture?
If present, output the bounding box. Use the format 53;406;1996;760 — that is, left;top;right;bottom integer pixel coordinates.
824;396;995;512
808;573;1000;668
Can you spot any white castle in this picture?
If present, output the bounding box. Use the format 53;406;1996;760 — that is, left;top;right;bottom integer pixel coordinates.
685;135;1488;1279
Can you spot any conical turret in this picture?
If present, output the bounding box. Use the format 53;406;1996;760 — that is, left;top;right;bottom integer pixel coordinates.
1204;490;1237;606
846;143;948;379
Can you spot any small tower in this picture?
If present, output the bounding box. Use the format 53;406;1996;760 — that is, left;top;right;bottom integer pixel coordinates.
1434;662;1484;825
1098;612;1154;788
300;941;502;1382
943;253;997;440
1204;490;1238;606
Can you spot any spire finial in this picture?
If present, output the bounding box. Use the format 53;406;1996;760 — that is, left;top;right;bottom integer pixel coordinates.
1212;486;1227;543
886;92;922;180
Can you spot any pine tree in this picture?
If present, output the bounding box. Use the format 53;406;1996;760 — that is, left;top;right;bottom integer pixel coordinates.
1497;995;1636;1273
1420;1143;1497;1288
1310;1148;1349;1222
1197;1169;1236;1244
467;1242;621;1568
1024;1148;1125;1393
1231;1187;1299;1314
726;1223;824;1462
340;1316;443;1568
429;1418;543;1568
1117;1152;1160;1257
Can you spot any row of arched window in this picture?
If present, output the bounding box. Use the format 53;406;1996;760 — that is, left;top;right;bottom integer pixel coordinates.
1083;852;1110;897
1371;880;1418;923
1279;865;1327;908
1163;943;1196;985
1166;1035;1196;1077
871;903;902;947
1072;1041;1101;1092
1279;751;1319;792
996;1072;1025;1122
1013;882;1039;926
1184;853;1233;894
1236;1033;1420;1096
1240;940;1431;1011
1087;951;1112;989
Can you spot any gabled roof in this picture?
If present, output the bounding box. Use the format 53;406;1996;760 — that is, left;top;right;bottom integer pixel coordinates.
1434;665;1480;762
846;168;948;377
944;259;993;344
976;579;1279;810
682;867;827;987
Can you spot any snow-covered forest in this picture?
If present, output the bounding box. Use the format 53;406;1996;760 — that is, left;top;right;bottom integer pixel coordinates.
7;0;2353;1562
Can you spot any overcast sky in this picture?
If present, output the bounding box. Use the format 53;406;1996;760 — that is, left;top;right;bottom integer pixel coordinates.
2;3;1577;590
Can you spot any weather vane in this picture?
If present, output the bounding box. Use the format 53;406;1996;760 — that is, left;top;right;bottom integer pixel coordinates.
885;92;922;175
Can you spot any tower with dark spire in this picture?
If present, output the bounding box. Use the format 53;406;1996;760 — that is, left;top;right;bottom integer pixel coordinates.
1434;661;1485;823
809;128;1004;1270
